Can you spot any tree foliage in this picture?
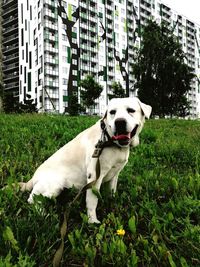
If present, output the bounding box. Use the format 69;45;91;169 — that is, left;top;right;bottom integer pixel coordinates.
67;94;83;116
80;75;103;111
132;20;195;117
108;81;126;100
3;93;37;113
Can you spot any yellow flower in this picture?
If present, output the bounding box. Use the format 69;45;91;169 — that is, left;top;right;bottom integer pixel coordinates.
116;229;125;236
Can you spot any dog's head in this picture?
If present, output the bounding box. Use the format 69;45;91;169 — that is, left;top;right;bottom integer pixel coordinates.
103;97;152;147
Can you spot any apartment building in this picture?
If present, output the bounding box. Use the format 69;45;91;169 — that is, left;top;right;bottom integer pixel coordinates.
2;0;20;99
1;0;200;117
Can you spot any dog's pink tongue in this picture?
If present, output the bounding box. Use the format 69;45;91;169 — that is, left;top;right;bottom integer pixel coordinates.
112;133;131;140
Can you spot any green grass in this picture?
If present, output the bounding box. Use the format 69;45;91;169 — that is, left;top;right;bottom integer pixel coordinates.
0;114;200;266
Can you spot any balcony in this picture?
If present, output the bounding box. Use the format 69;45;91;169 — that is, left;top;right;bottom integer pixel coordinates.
3;62;19;72
44;21;58;31
2;4;18;18
3;34;18;45
2;0;16;8
44;68;59;76
80;2;87;9
3;53;19;63
3;24;18;36
2;15;18;27
3;72;19;81
43;0;55;7
44;44;59;54
43;7;57;20
44;56;58;65
3;44;18;54
4;82;19;90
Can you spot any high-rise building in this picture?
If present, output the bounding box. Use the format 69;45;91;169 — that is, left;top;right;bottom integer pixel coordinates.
1;0;200;117
2;0;20;99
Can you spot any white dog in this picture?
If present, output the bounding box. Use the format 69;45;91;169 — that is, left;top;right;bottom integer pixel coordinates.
20;97;152;223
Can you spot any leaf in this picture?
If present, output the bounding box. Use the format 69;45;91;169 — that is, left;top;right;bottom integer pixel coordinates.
180;257;189;267
129;249;138;266
168;253;177;267
128;216;136;234
68;233;76;249
152;234;158;244
102;242;108;254
117;239;127;254
3;226;19;252
171;177;178;190
168;212;174;222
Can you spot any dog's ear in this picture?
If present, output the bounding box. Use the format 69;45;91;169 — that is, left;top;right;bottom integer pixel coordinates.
138;100;152;119
102;110;107;120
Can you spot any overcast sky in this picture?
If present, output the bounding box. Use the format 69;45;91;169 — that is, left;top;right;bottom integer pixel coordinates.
162;0;200;25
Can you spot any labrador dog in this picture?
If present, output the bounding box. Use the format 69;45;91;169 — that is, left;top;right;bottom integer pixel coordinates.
19;97;152;223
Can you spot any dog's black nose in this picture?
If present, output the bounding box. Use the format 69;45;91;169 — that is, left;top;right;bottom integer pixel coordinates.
115;118;127;134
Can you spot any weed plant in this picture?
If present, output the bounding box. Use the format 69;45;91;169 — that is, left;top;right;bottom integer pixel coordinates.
0;114;200;266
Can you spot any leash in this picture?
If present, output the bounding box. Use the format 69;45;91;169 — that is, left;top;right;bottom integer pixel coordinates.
52;179;97;267
53;119;115;267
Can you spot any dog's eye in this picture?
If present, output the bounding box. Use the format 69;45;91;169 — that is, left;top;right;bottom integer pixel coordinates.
127;108;135;113
110;110;116;115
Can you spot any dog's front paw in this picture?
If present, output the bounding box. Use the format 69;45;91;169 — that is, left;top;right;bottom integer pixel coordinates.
88;216;101;224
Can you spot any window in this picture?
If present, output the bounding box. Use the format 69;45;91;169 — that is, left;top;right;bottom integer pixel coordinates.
72;59;77;65
115;23;119;30
63;78;68;85
62;45;67;52
62;56;67;63
26;43;28;63
21;29;24;46
30;5;32;20
72;70;77;75
24;67;27;83
21;4;23;23
62;34;67;41
29;52;32;69
28;72;31;91
73;80;77;86
62;67;67;73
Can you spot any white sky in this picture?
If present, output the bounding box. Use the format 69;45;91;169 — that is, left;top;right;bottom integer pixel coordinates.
162;0;200;25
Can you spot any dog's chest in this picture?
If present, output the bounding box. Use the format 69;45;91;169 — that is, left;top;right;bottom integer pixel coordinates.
101;148;129;182
103;162;125;182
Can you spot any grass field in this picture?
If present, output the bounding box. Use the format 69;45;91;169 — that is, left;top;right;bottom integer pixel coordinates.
0;114;200;266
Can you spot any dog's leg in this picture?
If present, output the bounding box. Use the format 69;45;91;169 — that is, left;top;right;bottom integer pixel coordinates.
109;162;127;196
86;188;100;224
109;174;119;196
86;172;104;224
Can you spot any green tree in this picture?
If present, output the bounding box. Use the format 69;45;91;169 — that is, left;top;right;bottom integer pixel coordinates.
18;94;37;113
67;94;83;116
3;94;37;113
3;92;18;113
132;20;195;117
108;81;126;100
80;75;103;113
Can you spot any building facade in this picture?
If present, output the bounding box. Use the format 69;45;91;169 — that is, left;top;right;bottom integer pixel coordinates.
2;0;200;117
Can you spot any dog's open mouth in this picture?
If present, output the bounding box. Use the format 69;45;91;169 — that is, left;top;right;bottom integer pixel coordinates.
112;125;138;146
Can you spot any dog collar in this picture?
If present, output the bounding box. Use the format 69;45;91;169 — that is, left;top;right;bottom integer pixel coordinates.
92;120;126;158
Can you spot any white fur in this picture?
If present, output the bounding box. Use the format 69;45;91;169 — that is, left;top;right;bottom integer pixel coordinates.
20;97;152;223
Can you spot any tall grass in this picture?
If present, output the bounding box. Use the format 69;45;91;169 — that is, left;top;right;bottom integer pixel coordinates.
0;114;200;266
